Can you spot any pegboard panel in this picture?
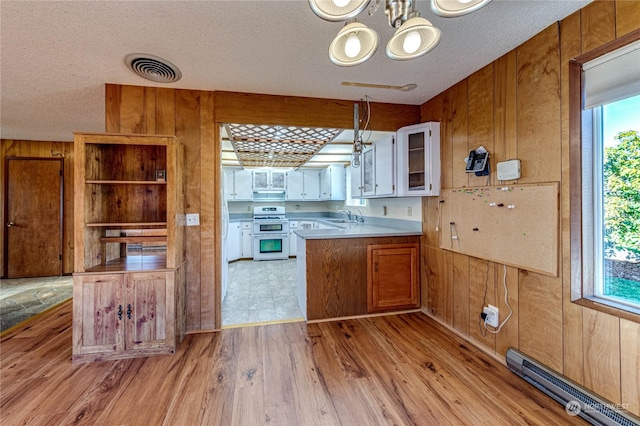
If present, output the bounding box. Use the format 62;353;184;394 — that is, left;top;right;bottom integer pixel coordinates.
439;183;559;276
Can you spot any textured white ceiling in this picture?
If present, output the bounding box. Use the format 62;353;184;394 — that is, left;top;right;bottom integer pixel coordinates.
0;0;591;142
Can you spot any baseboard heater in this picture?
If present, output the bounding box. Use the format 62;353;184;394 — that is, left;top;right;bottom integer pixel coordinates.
506;348;640;426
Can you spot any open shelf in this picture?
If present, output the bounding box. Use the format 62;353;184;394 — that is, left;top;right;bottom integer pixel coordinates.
73;132;186;363
83;254;169;273
86;222;167;227
99;236;167;244
86;180;167;185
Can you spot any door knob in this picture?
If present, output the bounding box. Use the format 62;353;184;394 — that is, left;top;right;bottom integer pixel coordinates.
6;222;15;228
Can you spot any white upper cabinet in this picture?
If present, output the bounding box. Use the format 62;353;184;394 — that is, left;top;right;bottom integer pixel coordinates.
349;164;363;198
320;165;346;201
374;135;395;197
286;169;321;200
352;134;396;199
252;169;286;191
362;146;376;197
396;122;440;196
224;168;253;201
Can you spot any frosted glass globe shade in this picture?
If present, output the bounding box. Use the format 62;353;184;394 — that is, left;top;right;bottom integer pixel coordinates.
332;0;351;7
344;33;362;58
403;30;421;54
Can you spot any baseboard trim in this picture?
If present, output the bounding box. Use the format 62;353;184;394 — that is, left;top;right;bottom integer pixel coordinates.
307;309;422;324
420;308;508;367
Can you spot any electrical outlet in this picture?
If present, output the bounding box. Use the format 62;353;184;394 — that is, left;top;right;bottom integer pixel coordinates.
186;213;200;226
407;206;412;217
483;304;499;328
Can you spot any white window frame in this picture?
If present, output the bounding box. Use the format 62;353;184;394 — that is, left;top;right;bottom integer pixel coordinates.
590;105;640;311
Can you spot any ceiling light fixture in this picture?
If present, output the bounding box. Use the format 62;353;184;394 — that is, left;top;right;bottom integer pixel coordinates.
329;20;379;66
431;0;493;18
309;0;492;66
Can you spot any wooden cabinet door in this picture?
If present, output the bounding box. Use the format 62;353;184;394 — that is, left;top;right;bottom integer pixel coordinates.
72;274;125;358
367;243;419;312
125;271;173;351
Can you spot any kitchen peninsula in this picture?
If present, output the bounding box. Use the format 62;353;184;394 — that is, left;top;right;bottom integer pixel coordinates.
295;221;422;321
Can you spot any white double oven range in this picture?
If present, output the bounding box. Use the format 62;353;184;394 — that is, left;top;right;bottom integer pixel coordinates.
252;206;290;261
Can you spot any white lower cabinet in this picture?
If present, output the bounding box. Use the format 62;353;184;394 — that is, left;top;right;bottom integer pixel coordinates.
289;221;298;256
227;222;241;261
241;221;253;258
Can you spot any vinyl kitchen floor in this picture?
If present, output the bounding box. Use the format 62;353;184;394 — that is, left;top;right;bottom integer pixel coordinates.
222;258;303;327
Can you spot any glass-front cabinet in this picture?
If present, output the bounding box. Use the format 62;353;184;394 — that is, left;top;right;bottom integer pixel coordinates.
252;169;286;191
396;122;440;196
362;147;375;196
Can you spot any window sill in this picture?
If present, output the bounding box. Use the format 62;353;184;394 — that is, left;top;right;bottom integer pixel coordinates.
574;296;640;324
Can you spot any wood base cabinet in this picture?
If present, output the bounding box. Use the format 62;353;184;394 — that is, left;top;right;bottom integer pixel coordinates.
305;236;420;320
73;268;184;363
72;133;186;363
367;243;420;312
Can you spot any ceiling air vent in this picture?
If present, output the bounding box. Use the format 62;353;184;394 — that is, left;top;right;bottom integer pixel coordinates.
124;54;182;83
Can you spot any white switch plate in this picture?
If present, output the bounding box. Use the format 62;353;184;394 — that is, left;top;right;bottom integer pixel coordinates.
186;213;200;226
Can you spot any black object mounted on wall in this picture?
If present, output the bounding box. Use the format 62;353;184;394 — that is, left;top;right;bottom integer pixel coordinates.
465;150;490;176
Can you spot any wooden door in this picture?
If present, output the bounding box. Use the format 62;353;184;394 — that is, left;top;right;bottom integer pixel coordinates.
72;274;125;360
367;243;420;312
4;157;63;278
126;271;172;352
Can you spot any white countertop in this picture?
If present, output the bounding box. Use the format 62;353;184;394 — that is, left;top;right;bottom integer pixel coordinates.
294;221;421;239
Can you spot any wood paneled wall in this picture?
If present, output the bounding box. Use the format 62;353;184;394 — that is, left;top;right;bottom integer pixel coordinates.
0;140;75;275
104;86;421;332
420;0;640;416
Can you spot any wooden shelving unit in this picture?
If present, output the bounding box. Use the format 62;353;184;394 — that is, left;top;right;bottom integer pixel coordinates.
72;132;186;363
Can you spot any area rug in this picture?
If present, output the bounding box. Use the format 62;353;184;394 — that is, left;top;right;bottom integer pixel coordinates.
0;277;73;333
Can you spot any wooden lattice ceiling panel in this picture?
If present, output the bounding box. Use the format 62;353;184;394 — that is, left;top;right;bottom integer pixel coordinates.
224;123;341;168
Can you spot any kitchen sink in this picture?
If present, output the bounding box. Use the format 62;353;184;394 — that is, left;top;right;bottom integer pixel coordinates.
324;219;352;223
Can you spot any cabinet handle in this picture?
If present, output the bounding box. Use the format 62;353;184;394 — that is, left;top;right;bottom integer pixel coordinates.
118;305;123;320
127;304;132;320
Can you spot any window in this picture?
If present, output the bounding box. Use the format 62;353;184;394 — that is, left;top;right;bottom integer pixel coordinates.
571;32;640;317
592;96;640;309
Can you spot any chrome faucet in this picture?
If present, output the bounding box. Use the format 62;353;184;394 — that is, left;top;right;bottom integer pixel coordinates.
352;207;365;223
337;208;352;221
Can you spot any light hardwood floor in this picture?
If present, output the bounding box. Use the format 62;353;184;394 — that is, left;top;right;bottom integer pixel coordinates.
0;301;585;425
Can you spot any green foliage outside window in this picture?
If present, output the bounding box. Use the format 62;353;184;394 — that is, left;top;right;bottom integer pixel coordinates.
603;130;640;261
